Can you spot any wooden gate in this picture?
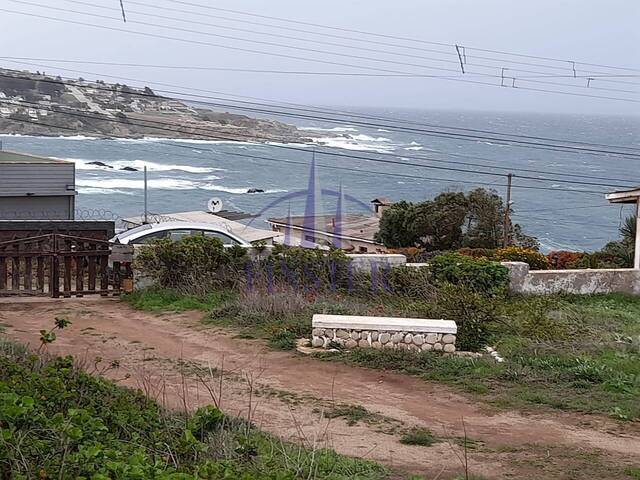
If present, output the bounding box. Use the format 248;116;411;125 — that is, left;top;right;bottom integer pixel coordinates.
0;234;125;297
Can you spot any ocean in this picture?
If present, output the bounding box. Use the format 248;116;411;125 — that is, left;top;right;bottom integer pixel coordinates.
1;108;638;252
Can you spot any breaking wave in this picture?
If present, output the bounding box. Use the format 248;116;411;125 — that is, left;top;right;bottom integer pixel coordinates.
54;157;225;173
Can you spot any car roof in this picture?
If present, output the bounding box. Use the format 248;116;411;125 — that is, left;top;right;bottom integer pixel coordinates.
115;221;250;244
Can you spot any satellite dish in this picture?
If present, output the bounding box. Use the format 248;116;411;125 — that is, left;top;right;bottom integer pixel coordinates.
207;197;223;213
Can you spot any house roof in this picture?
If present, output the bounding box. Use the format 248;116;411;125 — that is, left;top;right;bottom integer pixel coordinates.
606;187;640;204
122;210;280;243
0;150;67;164
267;213;381;243
371;197;391;205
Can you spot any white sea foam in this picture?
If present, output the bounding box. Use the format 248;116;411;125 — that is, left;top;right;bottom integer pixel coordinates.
310;135;397;153
76;178;197;190
53;157;225;174
350;134;391;142
201;184;288;194
298;126;358;132
404;146;424;151
77;187;135;195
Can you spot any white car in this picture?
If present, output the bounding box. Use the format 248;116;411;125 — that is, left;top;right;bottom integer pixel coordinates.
111;221;251;247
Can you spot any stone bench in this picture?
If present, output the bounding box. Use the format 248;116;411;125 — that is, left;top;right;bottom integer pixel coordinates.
311;315;457;353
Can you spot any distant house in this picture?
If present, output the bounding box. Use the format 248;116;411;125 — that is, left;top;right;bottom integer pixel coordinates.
0;107;12;118
267;212;385;253
266;197;392;252
0;92;6;99
371;197;392;218
0;151;76;220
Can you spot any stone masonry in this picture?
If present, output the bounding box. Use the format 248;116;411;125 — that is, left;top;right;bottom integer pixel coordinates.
311;315;457;353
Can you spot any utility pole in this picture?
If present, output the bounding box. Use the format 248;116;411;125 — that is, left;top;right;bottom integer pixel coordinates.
503;173;513;248
143;165;148;224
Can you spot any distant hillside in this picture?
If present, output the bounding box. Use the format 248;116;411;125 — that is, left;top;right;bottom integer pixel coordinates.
0;68;307;142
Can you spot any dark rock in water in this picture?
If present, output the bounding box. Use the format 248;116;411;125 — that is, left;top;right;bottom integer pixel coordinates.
120;166;139;172
246;188;265;194
87;161;113;168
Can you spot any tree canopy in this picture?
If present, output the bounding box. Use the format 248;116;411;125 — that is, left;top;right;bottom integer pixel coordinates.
375;188;539;250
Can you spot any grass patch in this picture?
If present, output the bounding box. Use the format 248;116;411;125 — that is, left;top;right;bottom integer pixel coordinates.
626;467;640;479
318;293;640;420
320;404;371;426
123;287;236;312
399;427;439;446
0;337;390;479
124;286;640;420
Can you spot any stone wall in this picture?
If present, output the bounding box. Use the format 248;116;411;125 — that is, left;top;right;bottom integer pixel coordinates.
312;315;457;353
345;253;407;272
503;262;640;295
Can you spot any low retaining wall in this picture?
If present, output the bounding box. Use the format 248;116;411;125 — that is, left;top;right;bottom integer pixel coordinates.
345;253;407;272
503;262;640;295
311;315;457;352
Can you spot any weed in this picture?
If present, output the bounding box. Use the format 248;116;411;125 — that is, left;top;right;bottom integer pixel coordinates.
320;404;370;426
399;427;439;446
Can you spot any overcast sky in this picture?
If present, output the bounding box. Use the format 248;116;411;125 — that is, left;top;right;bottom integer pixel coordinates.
2;0;639;115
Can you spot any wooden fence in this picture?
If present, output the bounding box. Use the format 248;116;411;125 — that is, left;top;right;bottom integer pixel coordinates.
0;233;127;297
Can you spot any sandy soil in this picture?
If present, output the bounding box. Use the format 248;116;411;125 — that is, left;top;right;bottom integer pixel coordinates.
1;297;638;479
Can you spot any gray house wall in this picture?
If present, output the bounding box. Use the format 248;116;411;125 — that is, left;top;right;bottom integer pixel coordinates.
0;196;75;220
0;162;75;220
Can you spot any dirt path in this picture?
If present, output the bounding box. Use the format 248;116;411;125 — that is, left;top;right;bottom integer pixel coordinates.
1;298;638;479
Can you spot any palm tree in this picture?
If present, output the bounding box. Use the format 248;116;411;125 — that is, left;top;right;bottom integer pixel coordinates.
620;215;636;245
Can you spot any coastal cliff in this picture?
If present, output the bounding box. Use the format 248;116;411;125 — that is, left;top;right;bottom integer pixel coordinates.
0;68;308;143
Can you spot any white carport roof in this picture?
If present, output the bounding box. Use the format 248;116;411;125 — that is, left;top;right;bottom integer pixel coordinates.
122;210;279;243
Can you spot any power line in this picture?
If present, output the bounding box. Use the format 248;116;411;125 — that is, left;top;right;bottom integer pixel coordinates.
13;0;640;97
6;57;640;159
3;67;640;163
56;0;640;90
4;55;639;81
5;114;607;198
2;71;639;187
164;0;640;74
109;0;640;88
2;71;639;188
0;98;617;194
3;4;640;105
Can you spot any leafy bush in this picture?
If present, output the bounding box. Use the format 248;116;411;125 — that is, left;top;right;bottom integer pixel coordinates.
0;347;387;479
547;250;584;269
135;236;241;292
434;285;499;351
385;265;435;299
493;246;550;270
457;247;496;259
428;253;509;294
246;245;351;294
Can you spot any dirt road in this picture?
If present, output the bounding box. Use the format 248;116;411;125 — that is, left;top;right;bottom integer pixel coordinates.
1;298;638;479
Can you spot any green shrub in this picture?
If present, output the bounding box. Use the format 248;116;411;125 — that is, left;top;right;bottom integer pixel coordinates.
493;246;550;270
0;349;387;479
135;235;240;292
428;253;509;294
434;285;499;351
385;265;435;299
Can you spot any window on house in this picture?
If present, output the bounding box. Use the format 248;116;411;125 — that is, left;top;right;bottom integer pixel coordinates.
358;246;368;253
